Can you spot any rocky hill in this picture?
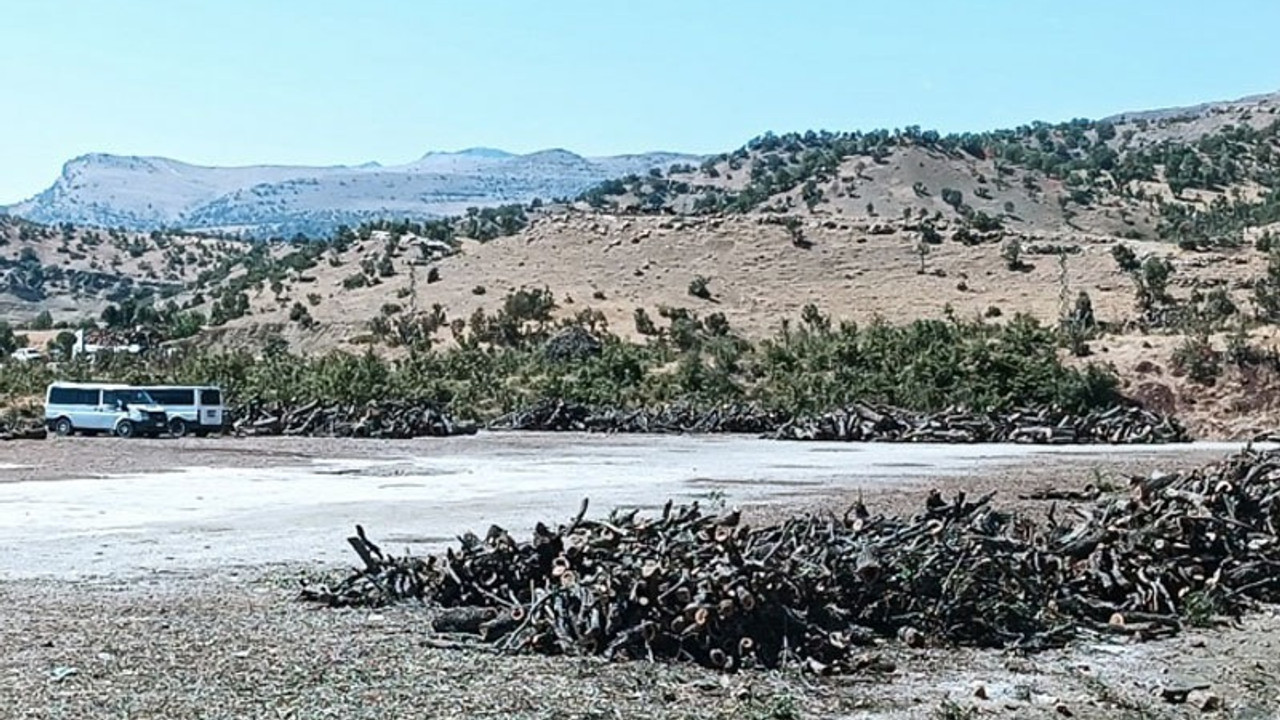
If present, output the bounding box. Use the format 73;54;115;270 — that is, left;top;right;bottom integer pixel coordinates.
2;148;702;238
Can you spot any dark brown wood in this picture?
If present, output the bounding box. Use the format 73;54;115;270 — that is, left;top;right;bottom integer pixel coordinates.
300;447;1280;674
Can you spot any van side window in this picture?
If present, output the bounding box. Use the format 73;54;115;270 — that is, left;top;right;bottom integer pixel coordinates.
150;389;195;405
200;389;222;405
50;388;99;405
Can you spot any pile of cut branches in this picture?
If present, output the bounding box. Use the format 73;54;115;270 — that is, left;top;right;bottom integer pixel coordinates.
302;448;1280;672
490;399;1188;444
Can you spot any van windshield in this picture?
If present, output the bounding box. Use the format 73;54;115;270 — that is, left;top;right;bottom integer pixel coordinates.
105;389;156;406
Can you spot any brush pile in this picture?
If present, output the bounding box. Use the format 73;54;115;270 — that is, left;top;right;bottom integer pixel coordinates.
542;326;604;363
301;448;1280;673
0;405;46;441
490;399;1188;444
772;403;1189;444
489;399;784;434
0;417;46;441
232;400;477;439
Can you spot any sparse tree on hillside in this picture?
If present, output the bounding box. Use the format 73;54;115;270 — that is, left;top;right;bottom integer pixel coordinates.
30;310;53;330
633;308;658;336
801;180;823;209
688;275;712;300
915;237;931;274
0;321;19;355
1001;238;1026;271
1069;290;1096;329
289;301;314;329
1135;256;1175;311
1254;251;1280;323
48;331;76;360
1110;244;1140;273
941;188;964;209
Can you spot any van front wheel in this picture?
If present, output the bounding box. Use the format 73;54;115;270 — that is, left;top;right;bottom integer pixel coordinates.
115;420;136;439
168;418;188;438
54;417;74;437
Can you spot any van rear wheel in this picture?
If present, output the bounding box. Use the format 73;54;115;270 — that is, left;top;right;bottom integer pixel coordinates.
54;417;74;437
168;418;188;438
115;420;136;439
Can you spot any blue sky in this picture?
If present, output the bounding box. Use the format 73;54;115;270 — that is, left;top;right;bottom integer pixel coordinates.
1;0;1277;203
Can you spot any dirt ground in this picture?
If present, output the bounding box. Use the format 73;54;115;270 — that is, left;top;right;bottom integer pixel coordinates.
1;437;1277;719
4;569;1280;720
0;434;425;483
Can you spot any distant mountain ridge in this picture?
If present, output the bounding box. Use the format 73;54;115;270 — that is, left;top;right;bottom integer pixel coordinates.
2;148;703;238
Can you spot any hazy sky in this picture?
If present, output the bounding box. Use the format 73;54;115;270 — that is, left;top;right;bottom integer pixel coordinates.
2;0;1277;203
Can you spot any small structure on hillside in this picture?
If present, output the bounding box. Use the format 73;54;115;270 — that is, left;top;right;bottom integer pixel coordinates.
70;328;149;360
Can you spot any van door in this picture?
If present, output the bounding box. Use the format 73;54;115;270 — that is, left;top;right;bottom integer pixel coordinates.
93;390;118;432
199;388;224;427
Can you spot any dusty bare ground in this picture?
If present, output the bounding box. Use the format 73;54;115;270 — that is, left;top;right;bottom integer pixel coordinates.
0;434;440;483
756;449;1232;524
0;433;1232;486
4;568;1279;719
2;439;1277;718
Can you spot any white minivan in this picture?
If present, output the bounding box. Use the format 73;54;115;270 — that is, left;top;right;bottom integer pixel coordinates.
135;385;226;437
44;382;170;438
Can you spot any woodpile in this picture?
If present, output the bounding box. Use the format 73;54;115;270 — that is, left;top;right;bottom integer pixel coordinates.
542;326;603;363
490;399;1189;444
300;447;1280;673
771;402;1189;444
489;399;785;434
231;401;478;439
0;417;46;441
0;406;46;441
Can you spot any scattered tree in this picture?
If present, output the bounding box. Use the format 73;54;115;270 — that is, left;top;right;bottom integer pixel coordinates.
1001;238;1026;271
940;188;964;209
688;275;712;300
915;237;931;274
1111;244;1141;273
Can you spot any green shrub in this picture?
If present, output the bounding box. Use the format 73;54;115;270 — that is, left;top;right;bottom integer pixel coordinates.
688;275;712;300
1255;251;1280;323
633;308;658;336
1001;238;1025;270
1171;333;1220;384
289;302;314;328
1111;244;1140;273
0;292;1122;423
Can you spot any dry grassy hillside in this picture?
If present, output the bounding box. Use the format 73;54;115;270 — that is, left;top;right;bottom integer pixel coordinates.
8;91;1280;437
186;207;1280;441
221;213;1255;345
0;216;254;324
